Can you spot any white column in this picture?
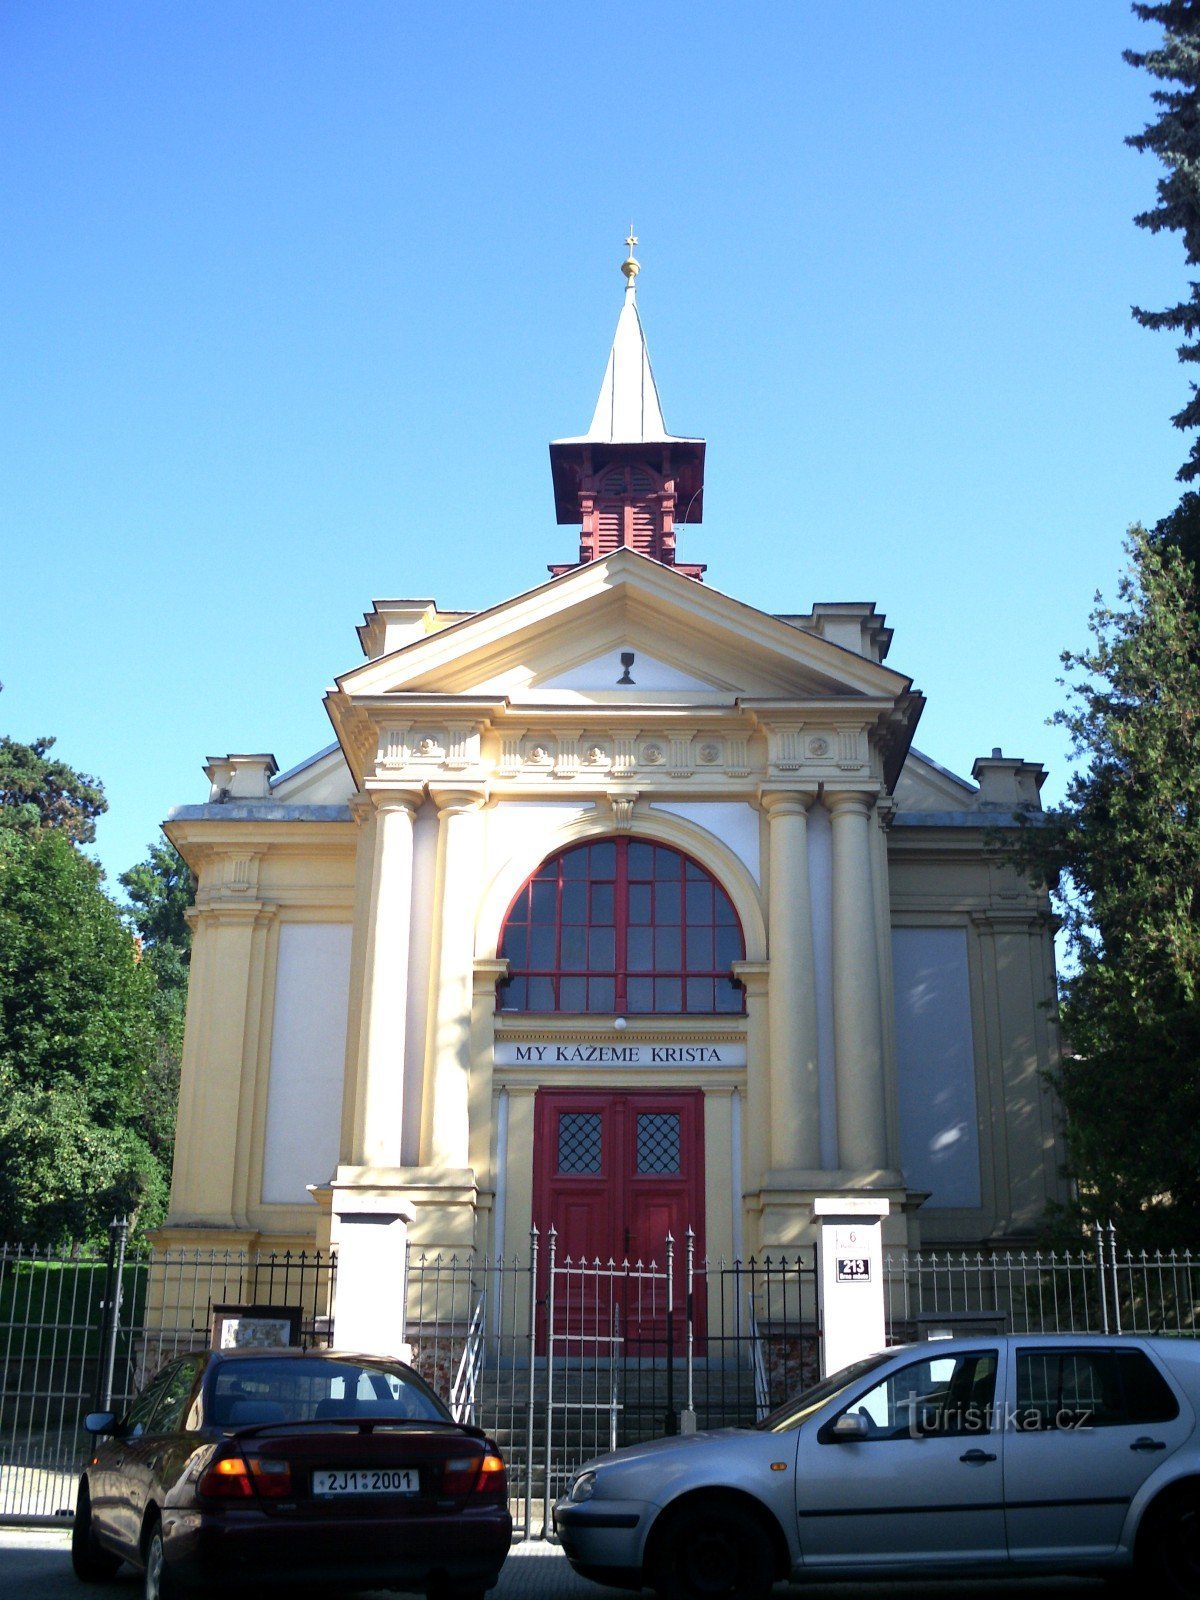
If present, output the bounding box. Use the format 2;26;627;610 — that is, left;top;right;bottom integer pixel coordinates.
761;790;821;1169
828;790;888;1171
425;785;487;1169
348;791;419;1169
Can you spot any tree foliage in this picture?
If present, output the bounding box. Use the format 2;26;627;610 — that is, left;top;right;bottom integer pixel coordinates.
0;828;166;1241
119;836;196;1179
1022;528;1200;1245
0;732;107;843
1127;3;1200;480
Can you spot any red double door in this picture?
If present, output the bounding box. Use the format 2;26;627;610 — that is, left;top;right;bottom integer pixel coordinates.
532;1089;705;1352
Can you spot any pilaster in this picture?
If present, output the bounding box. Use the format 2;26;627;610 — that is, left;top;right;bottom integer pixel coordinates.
759;789;821;1169
827;790;888;1172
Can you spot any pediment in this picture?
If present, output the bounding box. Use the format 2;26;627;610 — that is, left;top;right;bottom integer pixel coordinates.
271;744;356;804
894;749;979;813
333;550;912;708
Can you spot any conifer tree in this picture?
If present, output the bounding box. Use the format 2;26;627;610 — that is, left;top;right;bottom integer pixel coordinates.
1127;2;1200;480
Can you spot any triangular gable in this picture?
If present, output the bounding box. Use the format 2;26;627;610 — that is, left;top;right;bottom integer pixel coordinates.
894;749;979;813
332;549;913;707
271;744;355;804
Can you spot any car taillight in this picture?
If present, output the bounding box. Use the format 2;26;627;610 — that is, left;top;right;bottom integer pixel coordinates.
198;1454;292;1500
443;1451;507;1497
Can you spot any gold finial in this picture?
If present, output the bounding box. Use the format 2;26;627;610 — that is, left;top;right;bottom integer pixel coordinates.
621;224;640;286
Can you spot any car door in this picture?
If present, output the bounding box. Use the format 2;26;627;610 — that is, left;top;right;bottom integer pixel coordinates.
1003;1342;1190;1559
795;1347;1006;1571
95;1363;178;1554
111;1358;202;1553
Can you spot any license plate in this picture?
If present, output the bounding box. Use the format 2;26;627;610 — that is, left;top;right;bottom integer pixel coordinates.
312;1468;419;1497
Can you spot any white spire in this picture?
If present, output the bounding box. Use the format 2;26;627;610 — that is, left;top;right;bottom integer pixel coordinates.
583;231;671;443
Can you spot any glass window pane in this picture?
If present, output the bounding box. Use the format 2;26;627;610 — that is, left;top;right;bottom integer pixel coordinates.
627;977;653;1012
628;928;653;971
1116;1351;1179;1423
637;1114;681;1174
655;927;681;968
716;978;744;1013
531;879;558;919
685;880;713;923
716;893;738;927
559;977;586;1011
588;977;615;1011
500;926;528;965
560;848;588;878
628;841;654;879
629;884;653;924
560;927;587;970
589;928;615;969
561;881;587;923
558;1112;602;1174
591;840;616;877
529;927;556;968
686;977;712;1011
654;978;682;1012
501;977;526;1011
654;848;681;882
591;883;615;924
686;928;715;970
528;976;555;1010
716;926;743;969
685;857;705;880
656;882;681;924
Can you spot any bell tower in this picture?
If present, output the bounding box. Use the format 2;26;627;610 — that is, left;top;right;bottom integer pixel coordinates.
548;234;707;579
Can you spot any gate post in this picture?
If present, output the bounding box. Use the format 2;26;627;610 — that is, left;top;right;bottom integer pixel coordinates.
525;1226;538;1540
542;1226;557;1537
663;1233;677;1436
97;1217;128;1411
812;1197;889;1376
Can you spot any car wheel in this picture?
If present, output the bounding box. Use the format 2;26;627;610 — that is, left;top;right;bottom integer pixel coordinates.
651;1500;775;1600
1141;1489;1200;1600
143;1516;181;1600
71;1482;123;1581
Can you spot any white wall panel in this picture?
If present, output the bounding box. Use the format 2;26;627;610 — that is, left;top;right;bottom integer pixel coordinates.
649;801;761;884
892;927;981;1208
262;923;352;1204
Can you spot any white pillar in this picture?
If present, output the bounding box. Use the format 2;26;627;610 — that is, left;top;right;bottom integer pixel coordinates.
761;790;821;1169
828;790;888;1171
331;1182;416;1360
347;791;420;1169
813;1196;890;1375
425;785;487;1169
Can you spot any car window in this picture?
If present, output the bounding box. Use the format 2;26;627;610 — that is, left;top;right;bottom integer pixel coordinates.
123;1362;181;1436
147;1356;202;1434
757;1352;894;1432
206;1356;452;1427
1015;1348;1179;1430
833;1350;998;1441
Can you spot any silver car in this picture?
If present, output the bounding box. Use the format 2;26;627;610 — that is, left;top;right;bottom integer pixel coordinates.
554;1334;1200;1599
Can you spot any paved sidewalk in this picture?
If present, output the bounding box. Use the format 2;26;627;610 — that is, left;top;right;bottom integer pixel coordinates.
0;1527;1110;1600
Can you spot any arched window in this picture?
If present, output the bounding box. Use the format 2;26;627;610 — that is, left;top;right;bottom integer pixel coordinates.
498;838;745;1014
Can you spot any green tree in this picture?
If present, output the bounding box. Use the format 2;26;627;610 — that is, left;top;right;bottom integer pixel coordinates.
119;836;195;1181
0;732;106;843
1127;3;1200;481
0;828;165;1241
1025;528;1200;1246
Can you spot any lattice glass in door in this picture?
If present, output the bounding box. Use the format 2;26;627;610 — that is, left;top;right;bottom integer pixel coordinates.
636;1113;681;1175
558;1112;602;1174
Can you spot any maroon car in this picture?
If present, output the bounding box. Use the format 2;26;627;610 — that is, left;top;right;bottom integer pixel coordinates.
72;1347;512;1600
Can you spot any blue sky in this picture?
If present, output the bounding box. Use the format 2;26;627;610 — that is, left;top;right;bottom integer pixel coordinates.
0;2;1186;887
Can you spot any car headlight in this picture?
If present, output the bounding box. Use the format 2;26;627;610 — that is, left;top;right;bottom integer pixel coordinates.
567;1470;597;1503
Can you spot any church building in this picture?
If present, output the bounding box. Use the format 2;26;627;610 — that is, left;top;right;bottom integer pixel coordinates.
162;244;1066;1286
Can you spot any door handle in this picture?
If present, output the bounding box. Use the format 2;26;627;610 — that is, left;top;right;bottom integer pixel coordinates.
959;1449;997;1464
1130;1437;1167;1452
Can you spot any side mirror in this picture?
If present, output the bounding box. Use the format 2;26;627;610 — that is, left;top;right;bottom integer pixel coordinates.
84;1411;120;1436
830;1411;869;1441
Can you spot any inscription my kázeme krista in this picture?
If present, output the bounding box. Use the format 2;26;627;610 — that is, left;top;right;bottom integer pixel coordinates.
494;1041;746;1066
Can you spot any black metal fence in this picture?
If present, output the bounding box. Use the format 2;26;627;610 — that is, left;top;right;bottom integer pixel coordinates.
5;1218;1199;1532
405;1227;819;1536
0;1222;335;1522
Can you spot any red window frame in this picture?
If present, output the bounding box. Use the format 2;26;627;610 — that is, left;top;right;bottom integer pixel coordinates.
497;838;745;1015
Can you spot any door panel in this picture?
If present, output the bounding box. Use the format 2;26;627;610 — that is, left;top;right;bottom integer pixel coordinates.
533;1089;705;1352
